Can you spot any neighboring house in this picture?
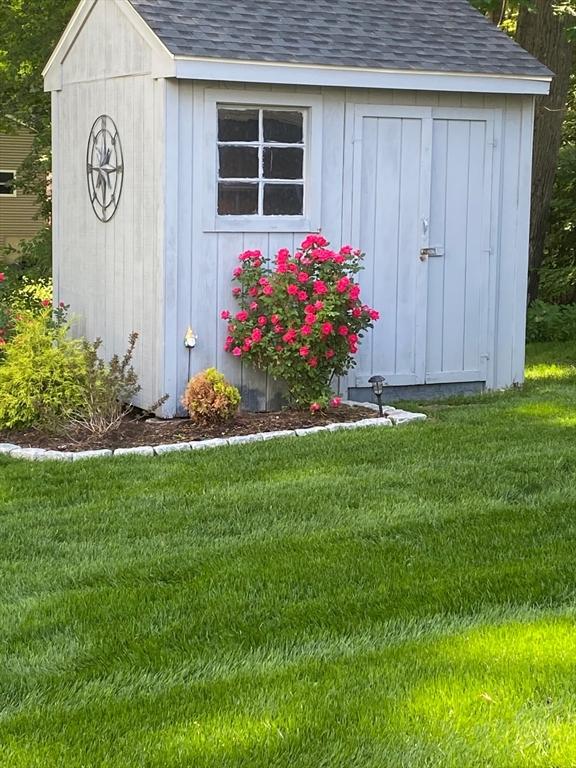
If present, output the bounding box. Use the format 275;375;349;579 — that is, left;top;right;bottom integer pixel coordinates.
43;0;552;416
0;132;42;252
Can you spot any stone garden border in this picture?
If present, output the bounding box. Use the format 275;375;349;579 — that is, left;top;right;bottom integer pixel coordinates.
0;403;426;462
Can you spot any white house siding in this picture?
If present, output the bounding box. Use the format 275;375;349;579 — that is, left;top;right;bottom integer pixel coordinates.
51;0;166;410
168;82;534;414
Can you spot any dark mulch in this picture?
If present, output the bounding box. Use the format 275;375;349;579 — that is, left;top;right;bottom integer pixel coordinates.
0;405;379;453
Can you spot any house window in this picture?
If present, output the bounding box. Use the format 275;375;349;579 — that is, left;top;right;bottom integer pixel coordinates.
0;171;16;197
217;108;305;217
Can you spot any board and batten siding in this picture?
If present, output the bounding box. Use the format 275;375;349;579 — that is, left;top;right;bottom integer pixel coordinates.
164;82;534;414
0;132;43;250
51;0;166;410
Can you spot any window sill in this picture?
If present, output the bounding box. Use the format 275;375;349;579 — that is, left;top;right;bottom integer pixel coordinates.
205;216;316;234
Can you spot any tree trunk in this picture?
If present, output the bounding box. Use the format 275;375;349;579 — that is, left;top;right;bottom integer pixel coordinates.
490;0;507;25
516;1;574;302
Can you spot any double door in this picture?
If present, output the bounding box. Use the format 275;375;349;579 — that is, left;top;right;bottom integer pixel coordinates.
351;105;495;387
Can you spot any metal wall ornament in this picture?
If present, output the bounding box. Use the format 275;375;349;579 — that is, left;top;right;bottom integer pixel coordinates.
86;115;124;223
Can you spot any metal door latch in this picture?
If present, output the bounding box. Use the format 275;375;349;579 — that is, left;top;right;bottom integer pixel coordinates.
419;247;444;260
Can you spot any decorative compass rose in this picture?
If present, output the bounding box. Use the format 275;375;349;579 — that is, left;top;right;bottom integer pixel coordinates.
86;115;124;222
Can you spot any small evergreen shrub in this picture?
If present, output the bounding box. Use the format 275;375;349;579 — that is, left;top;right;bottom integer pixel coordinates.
182;368;240;424
526;300;576;342
0;308;87;429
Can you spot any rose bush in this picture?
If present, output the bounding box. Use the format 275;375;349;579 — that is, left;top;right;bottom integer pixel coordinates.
221;235;379;409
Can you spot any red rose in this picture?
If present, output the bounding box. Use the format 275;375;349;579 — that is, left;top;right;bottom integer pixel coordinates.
297;290;308;302
232;347;242;356
299;346;310;357
236;310;249;322
286;284;299;296
220;310;231;320
258;315;267;326
338;325;349;336
313;280;328;295
321;322;333;336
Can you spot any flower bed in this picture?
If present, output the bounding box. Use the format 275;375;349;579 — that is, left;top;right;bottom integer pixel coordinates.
0;403;426;460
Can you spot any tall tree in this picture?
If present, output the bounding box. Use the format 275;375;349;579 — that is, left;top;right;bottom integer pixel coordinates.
0;0;77;218
516;1;575;301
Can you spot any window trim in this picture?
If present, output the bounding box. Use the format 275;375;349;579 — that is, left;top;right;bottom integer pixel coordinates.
217;107;306;217
0;170;17;198
203;89;323;233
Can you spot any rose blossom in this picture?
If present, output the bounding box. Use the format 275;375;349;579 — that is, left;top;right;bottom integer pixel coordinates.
300;325;312;336
299;346;310;357
232;347;242;357
331;396;342;407
271;314;280;324
297;290;308;302
310;402;321;413
308;357;318;368
321;322;333;336
286;284;299;296
220;310;231;320
282;329;297;343
297;272;309;283
313;280;328;295
251;328;263;342
369;309;380;320
236;310;249;322
338;325;349;336
258;315;267;326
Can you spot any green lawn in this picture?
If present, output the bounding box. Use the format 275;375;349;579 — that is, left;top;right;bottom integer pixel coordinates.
1;342;576;767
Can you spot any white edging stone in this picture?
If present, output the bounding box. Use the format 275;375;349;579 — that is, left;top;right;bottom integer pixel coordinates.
189;438;228;450
73;449;114;461
114;446;155;457
0;443;19;455
3;404;426;462
153;443;191;455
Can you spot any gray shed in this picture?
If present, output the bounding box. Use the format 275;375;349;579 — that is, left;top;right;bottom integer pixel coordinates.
43;0;552;415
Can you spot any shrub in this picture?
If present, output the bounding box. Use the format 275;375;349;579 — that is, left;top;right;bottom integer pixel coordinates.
526;300;576;342
182;368;240;424
0;307;87;430
68;333;143;436
220;235;379;409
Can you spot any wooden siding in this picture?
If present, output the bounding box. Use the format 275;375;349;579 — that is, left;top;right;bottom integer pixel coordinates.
51;3;165;411
0;133;42;249
164;83;534;414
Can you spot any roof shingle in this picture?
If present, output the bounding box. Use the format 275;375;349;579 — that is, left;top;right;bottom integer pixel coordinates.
128;0;552;78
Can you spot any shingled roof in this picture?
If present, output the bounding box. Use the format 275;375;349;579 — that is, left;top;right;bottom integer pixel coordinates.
128;0;551;78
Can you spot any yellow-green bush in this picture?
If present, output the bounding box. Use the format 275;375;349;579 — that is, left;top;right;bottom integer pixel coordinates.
181;368;240;424
0;309;87;430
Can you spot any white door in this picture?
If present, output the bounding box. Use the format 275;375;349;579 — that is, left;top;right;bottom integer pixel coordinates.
425;111;493;384
350;105;493;388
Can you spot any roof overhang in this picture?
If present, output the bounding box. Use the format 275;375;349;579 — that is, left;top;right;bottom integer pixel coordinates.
173;56;551;96
43;0;551;97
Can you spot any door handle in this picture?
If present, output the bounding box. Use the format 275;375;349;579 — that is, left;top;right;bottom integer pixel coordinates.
419;247;444;260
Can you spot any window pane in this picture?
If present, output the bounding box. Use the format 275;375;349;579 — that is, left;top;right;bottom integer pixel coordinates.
218;182;259;215
263;147;303;180
263;111;303;143
219;146;258;179
0;171;15;195
263;184;303;216
218;109;259;142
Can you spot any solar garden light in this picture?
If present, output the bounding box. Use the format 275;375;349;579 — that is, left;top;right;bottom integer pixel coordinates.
368;374;385;417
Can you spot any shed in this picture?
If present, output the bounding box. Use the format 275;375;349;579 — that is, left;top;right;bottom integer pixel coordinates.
43;0;552;415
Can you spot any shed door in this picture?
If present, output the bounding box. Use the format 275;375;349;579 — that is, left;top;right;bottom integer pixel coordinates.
350;105;493;388
425;113;493;384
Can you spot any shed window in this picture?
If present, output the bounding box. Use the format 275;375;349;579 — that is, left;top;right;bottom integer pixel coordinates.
217;108;305;216
0;171;16;197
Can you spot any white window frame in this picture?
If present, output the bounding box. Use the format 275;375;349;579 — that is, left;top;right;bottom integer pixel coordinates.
0;170;17;197
203;90;323;233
